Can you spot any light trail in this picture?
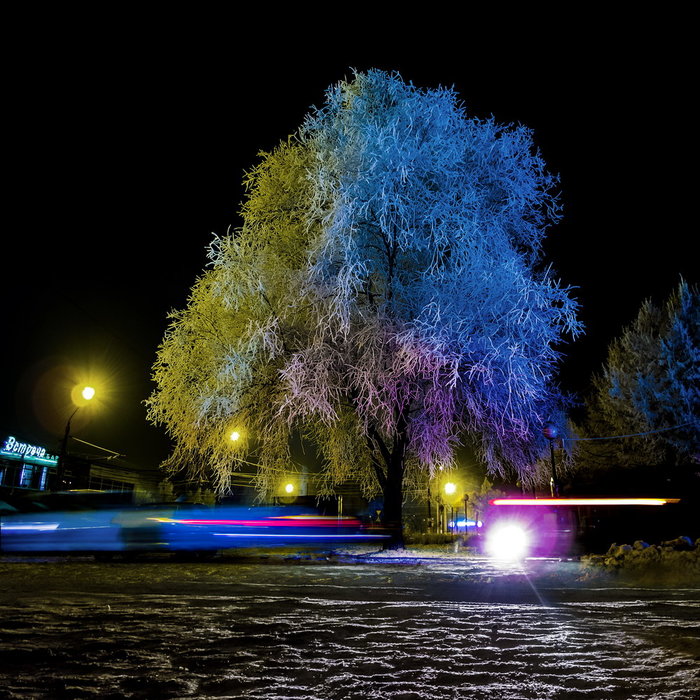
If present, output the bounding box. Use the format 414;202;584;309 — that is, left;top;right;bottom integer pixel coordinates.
490;498;681;507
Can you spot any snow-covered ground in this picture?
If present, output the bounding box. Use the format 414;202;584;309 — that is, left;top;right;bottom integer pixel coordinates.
0;551;698;699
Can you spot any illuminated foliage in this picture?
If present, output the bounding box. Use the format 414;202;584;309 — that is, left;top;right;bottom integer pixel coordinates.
648;282;700;458
582;280;699;467
147;71;581;529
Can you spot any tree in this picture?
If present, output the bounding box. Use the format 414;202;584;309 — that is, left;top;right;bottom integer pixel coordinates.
147;70;581;538
581;280;699;468
643;281;700;459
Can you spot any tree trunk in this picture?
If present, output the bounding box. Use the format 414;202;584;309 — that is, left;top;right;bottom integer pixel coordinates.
381;456;404;548
367;415;407;549
380;420;407;548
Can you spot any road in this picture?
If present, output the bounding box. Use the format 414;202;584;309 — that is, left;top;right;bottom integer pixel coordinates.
0;553;698;699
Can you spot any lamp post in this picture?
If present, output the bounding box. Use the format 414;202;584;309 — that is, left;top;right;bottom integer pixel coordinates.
444;482;457;533
543;422;559;497
463;493;469;534
426;482;433;533
54;386;96;491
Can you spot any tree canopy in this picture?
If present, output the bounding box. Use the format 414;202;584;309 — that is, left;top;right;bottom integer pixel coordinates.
147;70;581;529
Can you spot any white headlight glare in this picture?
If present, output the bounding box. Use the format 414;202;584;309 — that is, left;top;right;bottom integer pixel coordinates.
486;523;529;560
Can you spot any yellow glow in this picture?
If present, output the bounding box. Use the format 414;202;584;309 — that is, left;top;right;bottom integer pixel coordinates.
444;482;457;495
230;431;241;442
284;483;295;494
70;381;103;408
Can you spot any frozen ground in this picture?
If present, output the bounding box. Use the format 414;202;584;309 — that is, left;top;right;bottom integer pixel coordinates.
0;550;698;699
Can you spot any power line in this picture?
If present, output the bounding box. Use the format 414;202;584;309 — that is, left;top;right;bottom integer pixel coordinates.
71;436;124;457
564;420;698;442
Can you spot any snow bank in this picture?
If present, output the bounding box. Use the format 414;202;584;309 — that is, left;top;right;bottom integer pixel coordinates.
581;537;700;586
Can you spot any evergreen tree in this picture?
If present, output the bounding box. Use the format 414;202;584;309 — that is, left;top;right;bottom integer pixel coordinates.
147;70;581;538
581;280;699;468
634;281;700;460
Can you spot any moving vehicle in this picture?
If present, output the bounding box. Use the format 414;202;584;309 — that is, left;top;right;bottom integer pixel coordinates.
483;497;687;559
0;490;388;556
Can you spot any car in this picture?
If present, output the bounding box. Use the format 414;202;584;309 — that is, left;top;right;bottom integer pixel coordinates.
0;491;389;556
0;491;126;553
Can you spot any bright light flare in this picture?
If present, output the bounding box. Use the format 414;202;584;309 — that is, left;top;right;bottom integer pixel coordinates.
284;483;295;494
485;523;529;560
230;431;241;442
444;482;457;495
70;382;102;408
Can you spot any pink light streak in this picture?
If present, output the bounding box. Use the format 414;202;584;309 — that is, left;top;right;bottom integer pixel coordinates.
161;516;362;528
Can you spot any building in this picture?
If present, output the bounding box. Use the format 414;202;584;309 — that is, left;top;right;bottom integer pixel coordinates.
0;435;56;491
1;433;162;500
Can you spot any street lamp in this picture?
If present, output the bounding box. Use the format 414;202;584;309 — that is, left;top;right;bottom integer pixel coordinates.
54;386;96;491
543;422;560;497
443;481;458;532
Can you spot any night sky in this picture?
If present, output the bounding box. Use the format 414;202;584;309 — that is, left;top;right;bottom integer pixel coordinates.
3;21;696;470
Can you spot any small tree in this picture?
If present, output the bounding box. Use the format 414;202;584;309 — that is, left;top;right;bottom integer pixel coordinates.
147;70;581;539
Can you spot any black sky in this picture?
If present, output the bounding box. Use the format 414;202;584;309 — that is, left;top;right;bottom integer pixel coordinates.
3;19;696;468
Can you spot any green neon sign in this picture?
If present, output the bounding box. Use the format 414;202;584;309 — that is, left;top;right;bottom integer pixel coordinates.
1;436;58;466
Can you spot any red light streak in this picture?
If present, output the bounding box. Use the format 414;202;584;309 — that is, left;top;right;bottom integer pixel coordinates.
171;517;362;528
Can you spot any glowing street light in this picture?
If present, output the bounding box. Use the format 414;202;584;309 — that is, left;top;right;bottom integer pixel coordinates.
284;482;295;494
81;386;96;401
444;482;457;496
230;431;241;442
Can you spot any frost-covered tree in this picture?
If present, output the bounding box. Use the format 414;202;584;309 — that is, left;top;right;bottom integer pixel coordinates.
581;280;699;467
642;282;700;459
147;70;581;537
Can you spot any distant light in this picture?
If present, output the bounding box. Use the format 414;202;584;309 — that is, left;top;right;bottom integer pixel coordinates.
452;519;481;528
81;386;96;401
543;423;560;440
230;431;240;442
490;498;680;507
444;482;457;495
284;483;295;494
